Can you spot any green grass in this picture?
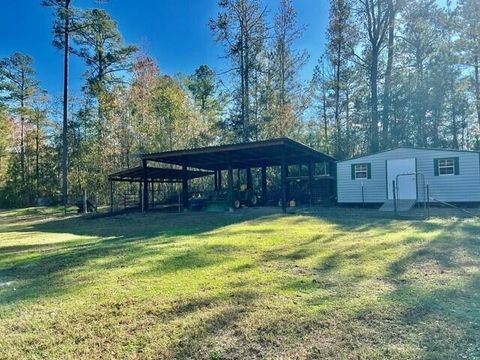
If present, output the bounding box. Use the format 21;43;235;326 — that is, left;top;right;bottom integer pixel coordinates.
0;206;479;359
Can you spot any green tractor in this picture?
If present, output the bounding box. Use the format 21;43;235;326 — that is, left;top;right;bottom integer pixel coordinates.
230;185;259;209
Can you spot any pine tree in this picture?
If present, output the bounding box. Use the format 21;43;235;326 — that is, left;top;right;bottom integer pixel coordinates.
42;0;75;211
71;8;137;132
355;0;390;152
210;0;267;141
326;0;354;156
457;0;480;130
270;0;308;137
0;53;39;186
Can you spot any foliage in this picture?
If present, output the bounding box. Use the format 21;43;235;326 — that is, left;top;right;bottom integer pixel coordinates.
71;8;137;96
1;0;480;206
312;0;480;158
210;0;268;141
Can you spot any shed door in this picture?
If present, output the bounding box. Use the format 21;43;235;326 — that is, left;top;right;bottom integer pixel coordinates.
387;159;416;200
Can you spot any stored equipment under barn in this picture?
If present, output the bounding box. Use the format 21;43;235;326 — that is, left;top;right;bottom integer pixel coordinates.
109;138;336;213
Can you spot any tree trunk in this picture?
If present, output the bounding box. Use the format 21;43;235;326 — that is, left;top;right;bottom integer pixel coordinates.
240;1;250;143
240;42;245;141
415;56;426;147
475;55;480;129
35;115;40;199
345;88;350;155
370;47;380;153
334;34;342;157
322;77;328;151
432;107;440;146
20;74;25;184
244;41;250;142
280;37;286;108
62;0;71;212
382;0;395;149
452;105;458;149
20;114;25;184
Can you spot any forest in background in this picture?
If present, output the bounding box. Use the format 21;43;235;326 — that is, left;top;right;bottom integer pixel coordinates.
0;0;479;207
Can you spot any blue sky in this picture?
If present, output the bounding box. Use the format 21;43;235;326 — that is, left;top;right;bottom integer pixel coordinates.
0;0;330;98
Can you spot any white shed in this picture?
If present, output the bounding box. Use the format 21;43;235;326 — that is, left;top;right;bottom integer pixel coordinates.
337;147;480;205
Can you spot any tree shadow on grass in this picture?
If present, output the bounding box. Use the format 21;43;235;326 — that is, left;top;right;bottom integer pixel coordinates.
2;207;479;358
165;289;259;359
358;219;480;358
247;215;480;358
0;210;281;306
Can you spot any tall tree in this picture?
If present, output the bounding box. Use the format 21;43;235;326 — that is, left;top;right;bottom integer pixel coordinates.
400;0;441;146
187;65;216;112
326;0;354;156
30;92;49;198
381;0;398;148
43;0;74;211
71;8;137;131
457;0;480;130
0;106;13;177
311;56;331;152
356;0;389;152
270;0;308;137
210;0;267;141
129;55;161;155
0;53;39;184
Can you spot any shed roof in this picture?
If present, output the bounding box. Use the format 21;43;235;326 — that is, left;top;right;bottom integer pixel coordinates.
338;146;480;163
140;137;335;170
108;166;213;183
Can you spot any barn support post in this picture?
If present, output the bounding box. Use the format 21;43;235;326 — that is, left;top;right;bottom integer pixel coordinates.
308;162;314;206
281;150;287;213
227;153;233;208
151;182;155;208
182;164;189;210
236;169;241;187
110;180;113;213
83;188;87;214
142;159;149;212
214;171;218;191
246;168;253;189
261;166;267;205
218;170;222;190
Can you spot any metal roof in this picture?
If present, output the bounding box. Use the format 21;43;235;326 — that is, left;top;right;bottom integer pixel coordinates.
140;137;335;170
337;146;480;163
108;166;213;183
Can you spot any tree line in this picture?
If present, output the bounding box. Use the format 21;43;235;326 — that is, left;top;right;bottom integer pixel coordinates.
0;0;478;207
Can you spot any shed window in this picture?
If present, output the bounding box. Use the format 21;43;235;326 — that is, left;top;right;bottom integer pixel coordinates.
438;159;454;175
434;157;459;176
351;163;371;180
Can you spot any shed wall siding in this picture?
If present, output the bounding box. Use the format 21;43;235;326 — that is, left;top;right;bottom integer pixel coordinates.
337;148;480;203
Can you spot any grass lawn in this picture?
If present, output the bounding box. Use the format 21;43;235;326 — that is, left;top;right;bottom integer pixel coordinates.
0;206;479;359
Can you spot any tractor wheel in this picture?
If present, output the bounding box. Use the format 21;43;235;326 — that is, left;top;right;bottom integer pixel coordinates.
233;199;241;209
249;194;258;206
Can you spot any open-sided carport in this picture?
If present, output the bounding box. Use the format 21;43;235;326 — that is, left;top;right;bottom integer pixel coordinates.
107;166;212;211
139;137;336;213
